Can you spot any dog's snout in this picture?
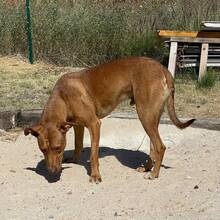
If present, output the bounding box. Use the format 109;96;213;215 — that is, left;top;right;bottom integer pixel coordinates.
44;150;63;175
47;165;62;174
45;164;62;183
46;157;62;175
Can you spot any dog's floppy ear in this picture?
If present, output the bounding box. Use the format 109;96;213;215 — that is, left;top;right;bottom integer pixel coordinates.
24;125;43;137
58;122;76;133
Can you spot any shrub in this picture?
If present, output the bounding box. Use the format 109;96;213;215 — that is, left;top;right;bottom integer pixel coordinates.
0;0;219;66
196;69;217;89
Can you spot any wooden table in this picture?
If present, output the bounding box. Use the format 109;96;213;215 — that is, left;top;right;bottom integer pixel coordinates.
158;30;220;80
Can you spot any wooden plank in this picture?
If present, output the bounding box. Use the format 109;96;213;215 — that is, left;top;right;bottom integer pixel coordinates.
197;31;220;38
158;30;198;38
168;42;178;77
199;43;209;81
170;37;220;44
158;30;220;38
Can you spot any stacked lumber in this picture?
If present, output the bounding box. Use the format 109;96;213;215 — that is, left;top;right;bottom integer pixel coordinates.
175;43;220;68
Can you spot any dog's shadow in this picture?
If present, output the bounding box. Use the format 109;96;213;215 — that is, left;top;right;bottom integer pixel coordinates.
25;146;171;183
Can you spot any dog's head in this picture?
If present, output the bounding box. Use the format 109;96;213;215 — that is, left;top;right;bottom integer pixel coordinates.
24;122;74;174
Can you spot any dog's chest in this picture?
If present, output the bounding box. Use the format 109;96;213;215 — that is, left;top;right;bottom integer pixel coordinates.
96;93;130;118
96;105;113;118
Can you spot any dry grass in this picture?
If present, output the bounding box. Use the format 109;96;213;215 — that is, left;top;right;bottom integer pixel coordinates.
174;78;220;118
0;56;80;111
0;56;219;118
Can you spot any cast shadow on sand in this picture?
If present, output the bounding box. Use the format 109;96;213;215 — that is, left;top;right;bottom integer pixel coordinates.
25;161;72;183
25;146;172;183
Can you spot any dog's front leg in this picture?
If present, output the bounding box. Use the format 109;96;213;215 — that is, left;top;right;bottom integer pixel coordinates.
88;118;102;183
63;125;84;164
73;125;84;163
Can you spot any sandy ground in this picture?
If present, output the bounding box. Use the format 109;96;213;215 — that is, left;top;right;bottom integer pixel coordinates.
0;118;220;220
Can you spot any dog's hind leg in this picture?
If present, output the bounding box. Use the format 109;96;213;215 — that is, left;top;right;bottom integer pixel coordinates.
137;141;155;173
145;141;155;171
135;98;166;179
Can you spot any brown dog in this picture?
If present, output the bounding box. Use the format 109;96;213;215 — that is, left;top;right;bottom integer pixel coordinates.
24;57;195;183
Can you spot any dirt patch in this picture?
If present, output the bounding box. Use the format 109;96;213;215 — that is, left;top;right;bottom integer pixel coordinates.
0;118;219;219
0;56;219;219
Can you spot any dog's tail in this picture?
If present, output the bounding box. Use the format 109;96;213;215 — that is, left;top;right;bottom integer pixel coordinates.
167;89;195;129
165;70;196;129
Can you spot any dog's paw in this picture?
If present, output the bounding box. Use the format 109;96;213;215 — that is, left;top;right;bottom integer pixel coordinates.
89;174;102;184
144;172;157;180
145;160;154;171
136;161;154;173
136;166;146;173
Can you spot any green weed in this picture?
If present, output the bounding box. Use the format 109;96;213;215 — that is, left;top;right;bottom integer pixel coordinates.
196;69;217;89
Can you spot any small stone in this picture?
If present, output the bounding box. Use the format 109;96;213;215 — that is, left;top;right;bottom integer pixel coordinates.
10;169;16;173
67;191;72;195
49;215;54;219
194;185;199;189
114;212;118;216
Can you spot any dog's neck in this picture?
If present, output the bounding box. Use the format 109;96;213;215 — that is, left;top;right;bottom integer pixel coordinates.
40;92;68;124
